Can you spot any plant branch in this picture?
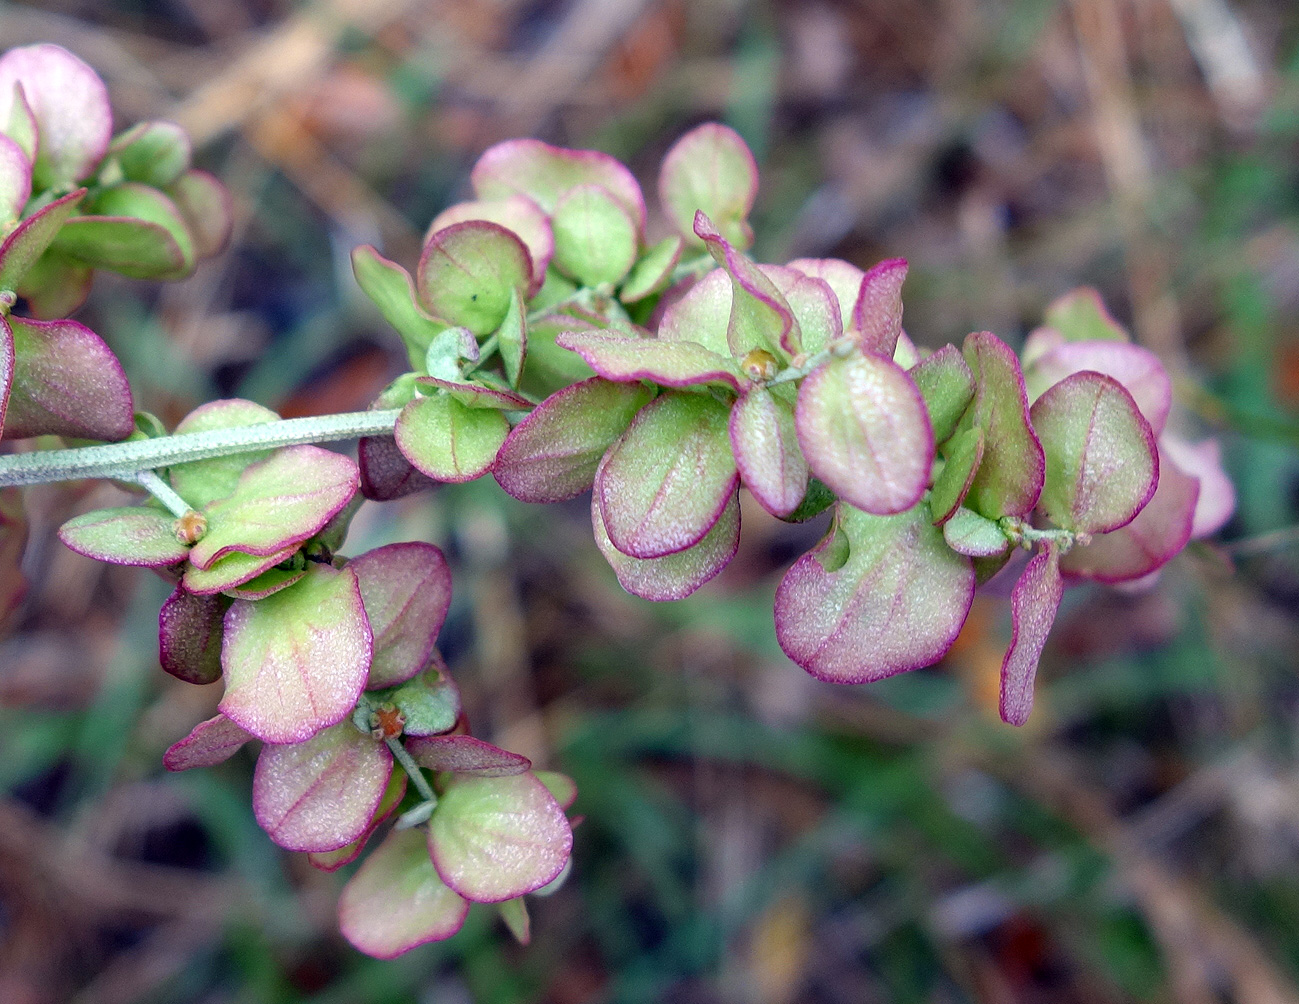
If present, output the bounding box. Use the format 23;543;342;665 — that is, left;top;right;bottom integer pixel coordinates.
134;471;193;518
0;409;403;488
386;737;436;804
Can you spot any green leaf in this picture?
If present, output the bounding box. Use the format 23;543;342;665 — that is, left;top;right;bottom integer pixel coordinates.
221;565;306;600
1043;287;1129;343
658;123;757;249
165;169;232;260
909;344;975;446
427;194;554;294
929;426;984;525
370;664;460;736
53;183;195;279
416;220;531;335
556;330;744;392
219;563;372;744
107;120;191;187
3;81;37;162
941;507;1009;557
12;248;92;319
58;506;188;568
0;134;31;226
394;393;510;483
498;286;526;387
729;385;807;518
499;898;531;945
695;212;797;358
658;267;732;356
620;235;683;303
350;542;452;690
550;183;638;286
413;375;531;411
352;244;447;370
0;189;85;291
180;545;298;596
168;399;281;510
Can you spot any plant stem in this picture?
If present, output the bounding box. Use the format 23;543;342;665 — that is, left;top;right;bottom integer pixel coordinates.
134;470;192;518
0;409;403;488
386;737;437;804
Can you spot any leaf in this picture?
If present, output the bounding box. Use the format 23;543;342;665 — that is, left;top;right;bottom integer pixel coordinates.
1043;287;1129;343
471;138;646;233
596;391;738;559
550;183;638;286
407;735;531;776
394;393;510;483
4;82;37;161
221;565;306;600
556;330;744;392
498;287;526;388
0;190;86;292
1162;436;1235;539
188;446;358;569
761;265;841;356
2;315;134;441
785;258;864;327
219;564;372;744
593;475;740;600
359;377;435;501
162;714;253;771
657;267;732;356
999;545;1063;727
428;773;572;902
929;426;984;525
493;377;652;503
166;169;232;260
181;545;298;595
158;587;226;684
352;244;446;370
1025;340;1172;436
107;120;191;187
308;770;406;872
620;235;683;303
350;542;452;690
370;663;460;736
416;220;531;335
909;344;975;445
849;258;907;357
53;183;195;279
658;123;758;249
518;315;597;399
961;331;1045;519
499;898;531;945
339;827;469;958
0;134;31;225
167;398;280;509
729;385;807;517
427;195;554;294
0;317;11;436
534;771;578;810
795;352;933;516
694;212;798;358
413;376;531;411
1060;444;1199;583
942;506;1009;557
57;506;188;568
13;249;93;319
774;503;975;683
253;721;393;852
1030;371;1157;534
0;45;112;188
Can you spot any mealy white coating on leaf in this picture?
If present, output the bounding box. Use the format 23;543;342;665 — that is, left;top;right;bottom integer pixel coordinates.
759;265;842;355
350;542;451;689
162;714;253;771
999;545;1063;727
339;828;469;958
253;722;392;852
658;268;733;356
219;564;373;744
774;503;974;683
428;772;573;903
729;385;807;517
795;352;933;516
596;391;739;559
1026;340;1173;436
1161;435;1235;539
58;506;190;567
850;258;907;357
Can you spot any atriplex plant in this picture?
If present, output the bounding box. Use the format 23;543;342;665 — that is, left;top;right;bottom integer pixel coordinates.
0;44;1235;956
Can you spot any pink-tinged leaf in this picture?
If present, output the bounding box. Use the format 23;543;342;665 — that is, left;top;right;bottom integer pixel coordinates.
308;770;406;872
1162;436;1235;539
162;714;253;771
534;770;578;811
795;352;933;516
13;250;93;319
107;120;191;187
407;735;532;777
942;506;1009;557
499;898;531;945
593;474;740;600
729;385;807;517
428;772;572;903
658;267;732;356
219;564;372;744
471;138;646;234
416;220;531;336
369;663;460;735
1026;340;1172;436
221;565;306;600
0;45;112;188
550;183;638;287
1043;287;1129;343
961;331;1045;518
658;123;758;249
394;394;510;483
596;391;738;559
774;503;975;683
2;315;134;441
413;376;532;411
166;169;233;260
909;344;975;446
786;258;865;327
350;542;452;690
0;134;31;224
4;82;37;161
0;317;12;436
339;827;469;958
893;331;921;369
1030;372;1158;535
53;183;196;279
620;235;683;303
168;398;280;509
850;258;907;357
253;721;393;852
494;377;653;503
556;330;744;392
0;189;85;293
429;195;554;295
1021;326;1065;368
760;265;841;355
188;446;358;569
359;435;435;501
694;212;798;358
1060;444;1199;582
999;545;1064;727
58;506;188;568
181;545;298;595
930;426;985;525
158;587;225;684
352;244;446;370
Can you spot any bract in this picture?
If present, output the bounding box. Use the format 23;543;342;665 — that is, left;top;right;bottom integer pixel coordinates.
108;120;191;187
658;123;758;249
849;258;907;357
694;212;798;358
53;183;196;279
351;244;445;370
909;344;975;446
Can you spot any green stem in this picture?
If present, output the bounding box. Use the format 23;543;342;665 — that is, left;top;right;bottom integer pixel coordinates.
386;736;437;804
134;470;192;518
765;346;837;387
0;409;403;488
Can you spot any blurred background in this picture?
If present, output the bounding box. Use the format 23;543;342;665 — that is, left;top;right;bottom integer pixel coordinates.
2;0;1299;1001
